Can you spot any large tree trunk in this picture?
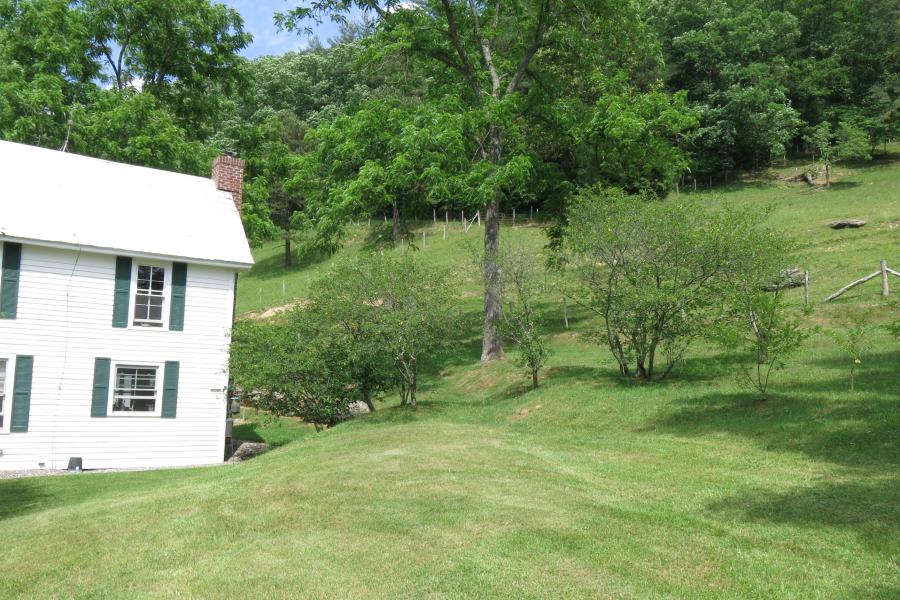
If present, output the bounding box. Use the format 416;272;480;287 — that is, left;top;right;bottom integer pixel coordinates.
481;195;503;361
283;235;293;267
481;129;504;362
361;375;375;412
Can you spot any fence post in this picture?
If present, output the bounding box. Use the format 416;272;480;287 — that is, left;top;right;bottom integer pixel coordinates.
422;231;426;248
433;209;436;225
513;208;516;226
562;296;569;329
803;271;809;305
882;260;890;296
530;205;533;221
461;210;464;228
477;211;480;226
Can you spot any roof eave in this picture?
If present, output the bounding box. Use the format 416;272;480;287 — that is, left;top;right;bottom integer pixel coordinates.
0;235;254;270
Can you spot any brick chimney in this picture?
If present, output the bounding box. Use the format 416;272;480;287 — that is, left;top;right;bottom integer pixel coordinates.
211;154;245;213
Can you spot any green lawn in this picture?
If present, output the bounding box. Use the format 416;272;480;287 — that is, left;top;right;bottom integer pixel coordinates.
1;154;898;599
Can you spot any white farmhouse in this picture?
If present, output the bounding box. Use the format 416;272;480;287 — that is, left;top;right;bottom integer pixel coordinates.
0;141;253;471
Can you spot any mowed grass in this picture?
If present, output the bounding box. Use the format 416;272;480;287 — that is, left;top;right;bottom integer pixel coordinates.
1;153;898;599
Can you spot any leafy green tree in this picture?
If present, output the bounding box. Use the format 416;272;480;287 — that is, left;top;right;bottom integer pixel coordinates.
566;188;786;381
288;97;476;249
0;0;97;147
805;121;871;186
70;89;209;173
371;253;459;408
498;244;549;389
279;0;688;364
83;0;251;136
577;82;697;194
308;257;400;411
645;0;899;173
714;289;808;400
242;42;372;127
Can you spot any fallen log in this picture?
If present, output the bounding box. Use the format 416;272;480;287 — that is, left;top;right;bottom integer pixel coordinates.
830;219;867;229
784;172;816;185
762;268;806;291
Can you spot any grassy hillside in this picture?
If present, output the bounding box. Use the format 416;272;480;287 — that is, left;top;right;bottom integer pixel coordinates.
1;155;898;599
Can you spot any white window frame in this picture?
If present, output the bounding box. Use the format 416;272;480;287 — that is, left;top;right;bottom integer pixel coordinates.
0;354;14;434
128;260;172;329
108;361;163;417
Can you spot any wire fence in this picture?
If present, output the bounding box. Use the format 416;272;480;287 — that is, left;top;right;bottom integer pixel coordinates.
357;207;548;233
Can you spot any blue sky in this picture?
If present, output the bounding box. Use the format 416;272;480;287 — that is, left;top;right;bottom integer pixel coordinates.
220;0;353;58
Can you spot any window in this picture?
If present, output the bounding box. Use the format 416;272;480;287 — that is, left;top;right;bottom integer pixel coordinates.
0;358;6;429
112;365;159;413
133;265;166;327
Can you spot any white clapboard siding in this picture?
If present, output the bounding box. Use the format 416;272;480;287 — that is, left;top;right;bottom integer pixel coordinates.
0;244;237;470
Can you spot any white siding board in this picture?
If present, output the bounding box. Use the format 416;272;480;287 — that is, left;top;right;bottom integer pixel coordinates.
0;244;237;470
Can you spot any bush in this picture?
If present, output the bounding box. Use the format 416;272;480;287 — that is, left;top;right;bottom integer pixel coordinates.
230;314;353;430
566;188;787;381
714;289;808;399
498;244;550;388
231;252;460;424
827;324;874;392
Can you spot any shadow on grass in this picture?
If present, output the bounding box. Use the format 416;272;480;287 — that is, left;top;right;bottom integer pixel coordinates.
644;387;899;469
0;477;52;521
709;476;900;555
849;584;900;600
232;421;265;443
242;245;333;282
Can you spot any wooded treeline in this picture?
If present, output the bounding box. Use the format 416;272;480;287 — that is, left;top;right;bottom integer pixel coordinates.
3;0;896;241
2;0;897;360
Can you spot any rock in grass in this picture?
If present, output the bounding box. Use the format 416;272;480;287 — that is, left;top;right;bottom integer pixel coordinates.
830;219;867;229
228;440;271;463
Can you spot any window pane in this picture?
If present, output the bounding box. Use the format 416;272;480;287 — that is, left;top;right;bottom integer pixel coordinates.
148;304;163;321
150;267;165;292
113;366;157;412
134;265;165;324
134;298;149;320
137;266;151;291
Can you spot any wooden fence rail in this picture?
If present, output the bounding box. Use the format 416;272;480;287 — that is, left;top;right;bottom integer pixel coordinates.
824;260;899;302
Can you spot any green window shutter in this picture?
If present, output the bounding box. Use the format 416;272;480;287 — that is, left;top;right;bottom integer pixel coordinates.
169;262;187;331
161;361;179;419
91;358;111;418
0;242;22;319
112;256;132;328
11;355;33;432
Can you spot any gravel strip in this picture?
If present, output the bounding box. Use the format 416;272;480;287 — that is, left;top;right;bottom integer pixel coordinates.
1;440;271;479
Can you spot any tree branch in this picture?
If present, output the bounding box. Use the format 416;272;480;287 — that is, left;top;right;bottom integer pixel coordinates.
440;0;484;102
506;0;552;95
469;0;500;95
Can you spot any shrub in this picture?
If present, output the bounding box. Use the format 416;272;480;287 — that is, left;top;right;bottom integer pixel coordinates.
566;188;786;381
827;324;874;392
230;314;353;430
714;289;808;399
498;244;550;388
